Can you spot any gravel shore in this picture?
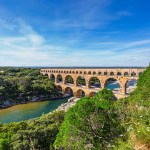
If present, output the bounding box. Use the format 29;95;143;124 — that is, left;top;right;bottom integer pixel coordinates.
56;97;80;112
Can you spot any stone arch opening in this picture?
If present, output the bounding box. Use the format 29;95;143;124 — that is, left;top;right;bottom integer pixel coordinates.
64;87;73;96
125;79;137;94
117;72;122;76
131;72;136;76
84;71;86;74
110;72;114;76
57;85;62;92
75;89;85;98
93;71;96;75
98;72;101;75
76;76;86;87
45;73;48;77
124;72;129;76
105;78;120;93
65;75;74;85
56;74;63;83
50;74;55;82
89;91;97;97
104;72;107;75
88;71;91;74
89;77;101;88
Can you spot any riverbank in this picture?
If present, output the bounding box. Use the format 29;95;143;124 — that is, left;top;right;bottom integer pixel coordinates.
0;98;69;123
55;93;129;112
55;97;80;112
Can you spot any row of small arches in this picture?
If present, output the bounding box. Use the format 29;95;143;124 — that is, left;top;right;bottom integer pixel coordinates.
42;70;142;76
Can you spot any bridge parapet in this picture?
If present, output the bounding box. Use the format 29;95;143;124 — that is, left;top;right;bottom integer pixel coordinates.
41;67;145;77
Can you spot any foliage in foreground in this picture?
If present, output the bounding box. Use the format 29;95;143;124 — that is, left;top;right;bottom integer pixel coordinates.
0;111;65;150
54;89;126;150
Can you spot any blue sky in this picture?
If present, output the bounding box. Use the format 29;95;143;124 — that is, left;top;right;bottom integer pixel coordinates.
0;0;150;66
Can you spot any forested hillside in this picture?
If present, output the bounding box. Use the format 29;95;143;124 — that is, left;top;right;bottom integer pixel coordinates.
0;67;61;108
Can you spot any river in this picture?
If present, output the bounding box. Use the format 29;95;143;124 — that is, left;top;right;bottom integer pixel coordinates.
0;98;68;124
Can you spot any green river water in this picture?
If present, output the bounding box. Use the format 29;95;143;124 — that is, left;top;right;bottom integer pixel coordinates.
0;98;68;124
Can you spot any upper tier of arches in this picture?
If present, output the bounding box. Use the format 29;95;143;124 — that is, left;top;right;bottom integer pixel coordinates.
42;69;143;77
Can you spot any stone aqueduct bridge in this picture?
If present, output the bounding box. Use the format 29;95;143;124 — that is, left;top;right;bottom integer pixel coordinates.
40;67;145;98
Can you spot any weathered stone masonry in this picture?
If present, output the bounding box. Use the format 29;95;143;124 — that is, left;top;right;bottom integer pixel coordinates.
40;67;145;98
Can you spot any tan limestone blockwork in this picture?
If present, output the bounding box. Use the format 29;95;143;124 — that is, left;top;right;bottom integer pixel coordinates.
40;67;145;98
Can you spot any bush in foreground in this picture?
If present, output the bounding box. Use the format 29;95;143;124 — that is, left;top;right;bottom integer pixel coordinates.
54;89;125;150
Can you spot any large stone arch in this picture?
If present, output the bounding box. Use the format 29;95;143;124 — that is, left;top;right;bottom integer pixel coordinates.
104;77;120;93
64;87;74;96
50;74;55;82
89;77;101;88
44;73;48;77
89;91;97;97
76;76;86;87
125;79;137;94
75;89;85;98
64;75;74;85
56;74;63;83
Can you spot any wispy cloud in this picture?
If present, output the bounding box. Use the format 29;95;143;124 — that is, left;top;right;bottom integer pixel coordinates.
0;0;149;67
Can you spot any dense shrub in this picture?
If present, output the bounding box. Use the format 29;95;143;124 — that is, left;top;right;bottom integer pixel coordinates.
54;90;126;150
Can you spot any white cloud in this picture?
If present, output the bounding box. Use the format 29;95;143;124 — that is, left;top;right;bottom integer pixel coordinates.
0;17;149;67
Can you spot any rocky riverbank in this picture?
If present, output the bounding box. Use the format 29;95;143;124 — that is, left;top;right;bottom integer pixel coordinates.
0;95;69;109
56;97;80;112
